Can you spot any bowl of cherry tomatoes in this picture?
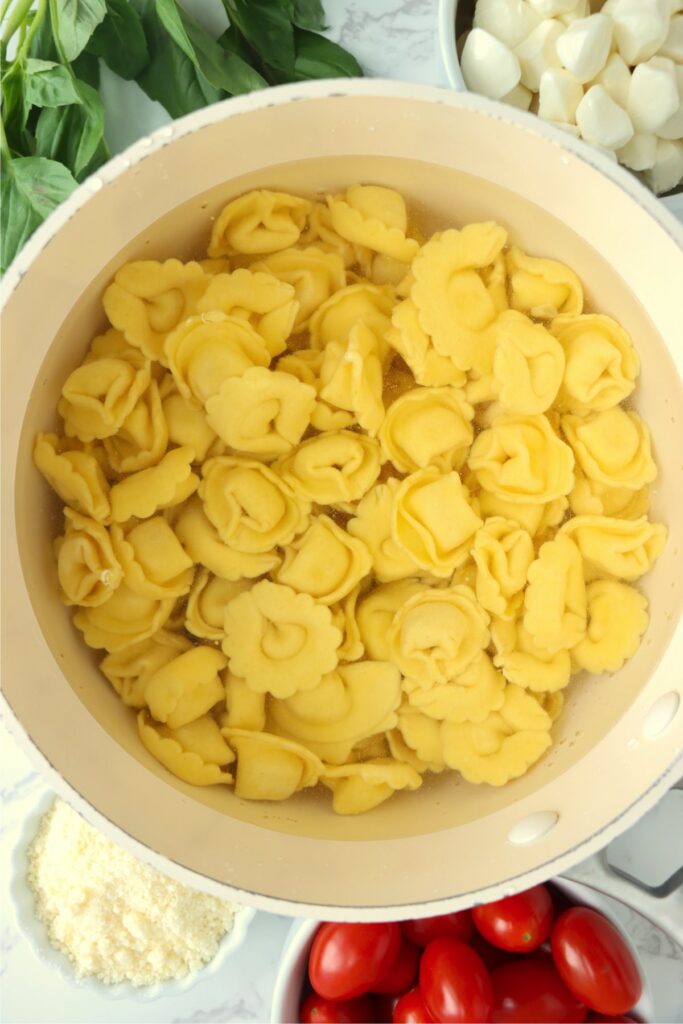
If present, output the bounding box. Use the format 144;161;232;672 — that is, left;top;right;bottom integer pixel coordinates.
271;881;649;1023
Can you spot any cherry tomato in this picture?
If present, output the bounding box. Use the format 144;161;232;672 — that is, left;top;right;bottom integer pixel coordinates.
473;885;554;953
300;992;376;1023
552;908;643;1015
491;958;588;1023
419;937;493;1023
373;940;420;994
468;930;518;972
393;988;436;1023
309;922;402;1001
586;1015;637;1023
402;911;473;946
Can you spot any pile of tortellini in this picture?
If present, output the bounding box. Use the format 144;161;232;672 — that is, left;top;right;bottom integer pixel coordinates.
34;184;667;816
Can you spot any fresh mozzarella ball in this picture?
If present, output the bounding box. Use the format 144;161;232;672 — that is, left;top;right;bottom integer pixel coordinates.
617;132;658;169
610;0;670;65
556;14;613;83
473;0;542;48
576;83;635;148
627;57;680;132
644;139;683;193
657;65;683;140
515;20;566;90
461;29;523;99
593;52;632;108
538;67;585;121
658;14;683;60
528;0;580;16
502;82;535;108
561;0;591;23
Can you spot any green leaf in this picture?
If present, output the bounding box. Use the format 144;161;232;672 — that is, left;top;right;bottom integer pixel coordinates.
23;59;82;108
27;8;60;61
224;0;295;71
87;0;148;79
292;0;326;30
156;0;265;95
2;61;32;150
34;78;106;180
52;0;107;62
216;23;253;64
72;48;100;87
292;28;362;79
1;155;78;272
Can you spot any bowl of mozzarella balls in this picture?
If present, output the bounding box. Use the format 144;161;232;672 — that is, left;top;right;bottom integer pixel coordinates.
439;0;683;204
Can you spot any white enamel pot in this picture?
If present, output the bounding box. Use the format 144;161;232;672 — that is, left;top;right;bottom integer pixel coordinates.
2;79;683;920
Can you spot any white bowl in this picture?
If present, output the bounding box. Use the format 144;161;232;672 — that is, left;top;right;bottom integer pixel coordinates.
9;789;256;1002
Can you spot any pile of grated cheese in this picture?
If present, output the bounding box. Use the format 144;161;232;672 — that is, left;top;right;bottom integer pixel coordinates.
27;798;238;987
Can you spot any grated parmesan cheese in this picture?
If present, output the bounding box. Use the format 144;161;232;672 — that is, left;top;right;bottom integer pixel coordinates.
27;798;238;987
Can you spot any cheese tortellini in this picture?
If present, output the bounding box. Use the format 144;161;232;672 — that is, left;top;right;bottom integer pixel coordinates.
36;184;665;815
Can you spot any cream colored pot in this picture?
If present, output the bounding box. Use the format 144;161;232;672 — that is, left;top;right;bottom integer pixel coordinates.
2;81;682;919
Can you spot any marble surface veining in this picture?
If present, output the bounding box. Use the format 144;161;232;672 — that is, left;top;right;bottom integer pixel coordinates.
2;1;682;1022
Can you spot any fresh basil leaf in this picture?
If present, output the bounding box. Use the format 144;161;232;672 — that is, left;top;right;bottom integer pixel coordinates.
72;49;101;87
136;0;222;117
216;23;254;64
224;0;295;71
2;61;32;150
27;9;60;61
87;0;148;79
24;59;82;108
1;156;78;272
292;28;362;79
156;0;265;95
52;0;107;62
292;0;326;30
35;78;106;180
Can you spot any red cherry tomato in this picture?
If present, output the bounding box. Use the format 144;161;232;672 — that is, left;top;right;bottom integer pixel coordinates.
552;908;643;1015
419;937;494;1023
586;1016;637;1023
300;992;376;1023
373;940;420;994
491;958;588;1023
468;929;518;972
402;911;473;947
473;885;554;953
309;922;402;1000
393;988;436;1023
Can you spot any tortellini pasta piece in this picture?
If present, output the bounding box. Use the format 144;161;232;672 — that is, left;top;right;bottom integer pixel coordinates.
35;433;111;522
73;583;174;652
199;455;309;554
252;246;346;330
58;351;151;443
309;282;394;359
160;381;216;463
469;413;575;504
174;496;280;580
222;672;266;732
474;490;569;538
561;515;667;581
392;468;483;577
275;514;372;605
404;653;506;724
572;580;649;673
145;646;226;729
165;312;270;408
104;380;168;473
110;516;194;599
507;246;583;319
205;367;316;457
276;348;356;432
103;259;210;362
524;534;587;653
492;311;565;415
561;408;657;491
397;707;447;767
222;581;342;698
348;479;422;583
569;466;649;520
110;446;198;522
223;728;323;801
491;617;572;692
185;569;251;641
208;190;312;257
472;517;534;620
411;223;508;373
386;728;445;775
276;430;381;505
269;661;402;764
379;387;474;473
356;579;427;661
101;629;191;707
301;200;370;268
321;759;422;815
327;185;419;263
55;508;122;606
138;711;234;787
552;314;639;413
387;299;466;388
441;684;553;785
319;323;385;435
197;269;298;357
389;585;490;687
330;586;364;662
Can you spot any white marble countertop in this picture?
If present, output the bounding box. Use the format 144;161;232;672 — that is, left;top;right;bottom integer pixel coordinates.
1;1;682;1022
